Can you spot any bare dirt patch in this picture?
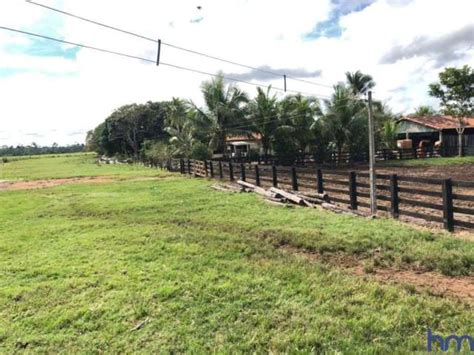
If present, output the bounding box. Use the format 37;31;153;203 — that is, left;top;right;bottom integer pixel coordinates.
374;163;474;181
0;176;114;191
282;245;474;305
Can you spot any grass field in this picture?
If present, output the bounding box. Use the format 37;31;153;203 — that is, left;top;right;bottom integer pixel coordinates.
387;155;474;167
0;153;160;181
0;155;473;352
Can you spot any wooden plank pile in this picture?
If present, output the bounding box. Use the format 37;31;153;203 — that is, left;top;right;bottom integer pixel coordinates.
231;180;361;216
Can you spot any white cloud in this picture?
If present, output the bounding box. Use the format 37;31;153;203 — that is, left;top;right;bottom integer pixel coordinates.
0;0;473;146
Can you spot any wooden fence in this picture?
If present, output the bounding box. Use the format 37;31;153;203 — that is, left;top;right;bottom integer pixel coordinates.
215;146;470;165
174;159;474;232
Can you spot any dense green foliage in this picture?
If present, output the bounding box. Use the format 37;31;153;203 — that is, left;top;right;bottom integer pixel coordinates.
87;65;472;164
412;105;438;116
429;65;474;118
0;155;473;352
86;102;169;157
87;71;398;164
0;143;84;158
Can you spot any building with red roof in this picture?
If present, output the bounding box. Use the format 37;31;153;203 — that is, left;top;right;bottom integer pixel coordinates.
396;115;474;155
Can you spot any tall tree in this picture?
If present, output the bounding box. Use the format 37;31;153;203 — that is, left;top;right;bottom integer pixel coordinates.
429;65;474;156
247;86;279;158
101;101;167;157
429;65;474;117
322;85;367;157
164;122;196;158
165;98;188;134
191;75;249;155
279;94;321;153
412;105;438;116
345;70;375;96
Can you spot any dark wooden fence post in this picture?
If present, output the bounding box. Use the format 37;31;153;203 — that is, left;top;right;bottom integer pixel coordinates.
219;161;223;179
209;161;214;178
255;165;260;186
179;159;184;174
317;169;324;194
187;159;191;174
291;166;298;191
229;162;234;181
349;171;357;210
204;160;208;177
389;174;399;218
442;179;454;232
272;165;278;187
240;163;246;181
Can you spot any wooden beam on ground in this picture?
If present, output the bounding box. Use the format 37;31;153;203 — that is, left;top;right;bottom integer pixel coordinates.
269;187;306;206
237;180;276;198
295;192;329;204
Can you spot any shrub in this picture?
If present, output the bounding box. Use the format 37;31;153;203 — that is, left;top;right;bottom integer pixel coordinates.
247;149;260;161
190;142;212;160
272;129;298;165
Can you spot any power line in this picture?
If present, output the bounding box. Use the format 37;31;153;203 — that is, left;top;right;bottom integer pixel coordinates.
0;26;332;99
222;116;316;132
224;96;373;132
192;99;365;132
1;26;156;63
25;0;334;89
0;28;370;136
194;111;318;132
26;0;157;42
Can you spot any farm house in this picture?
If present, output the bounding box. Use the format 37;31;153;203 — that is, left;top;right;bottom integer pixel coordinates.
225;133;263;158
396;116;474;155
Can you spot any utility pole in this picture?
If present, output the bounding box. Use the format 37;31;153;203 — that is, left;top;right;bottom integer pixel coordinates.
367;91;377;216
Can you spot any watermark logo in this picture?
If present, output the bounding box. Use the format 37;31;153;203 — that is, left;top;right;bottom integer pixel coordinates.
427;329;474;352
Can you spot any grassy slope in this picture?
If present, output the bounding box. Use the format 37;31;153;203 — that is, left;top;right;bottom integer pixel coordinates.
0;155;473;352
388;155;474;167
0;154;160;181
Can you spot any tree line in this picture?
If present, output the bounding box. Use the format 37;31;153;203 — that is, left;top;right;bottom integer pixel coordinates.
0;143;85;157
86;65;473;164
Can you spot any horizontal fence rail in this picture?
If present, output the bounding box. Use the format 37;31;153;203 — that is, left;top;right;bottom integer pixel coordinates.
209;145;471;166
172;159;474;232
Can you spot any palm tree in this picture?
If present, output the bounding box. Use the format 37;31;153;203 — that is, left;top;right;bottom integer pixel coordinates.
164;123;196;158
380;120;398;149
322;85;367;158
190;75;249;155
345;70;375;96
266;94;321;164
247;86;279;158
166;98;188;133
282;94;322;153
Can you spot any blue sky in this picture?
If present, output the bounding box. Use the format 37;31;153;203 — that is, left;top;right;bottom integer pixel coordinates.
305;0;375;39
6;38;80;59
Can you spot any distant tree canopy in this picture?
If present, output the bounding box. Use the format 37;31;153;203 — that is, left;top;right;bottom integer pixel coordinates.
412;105;438;117
429;65;474;117
90;67;474;164
0;143;84;157
86;101;169;157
